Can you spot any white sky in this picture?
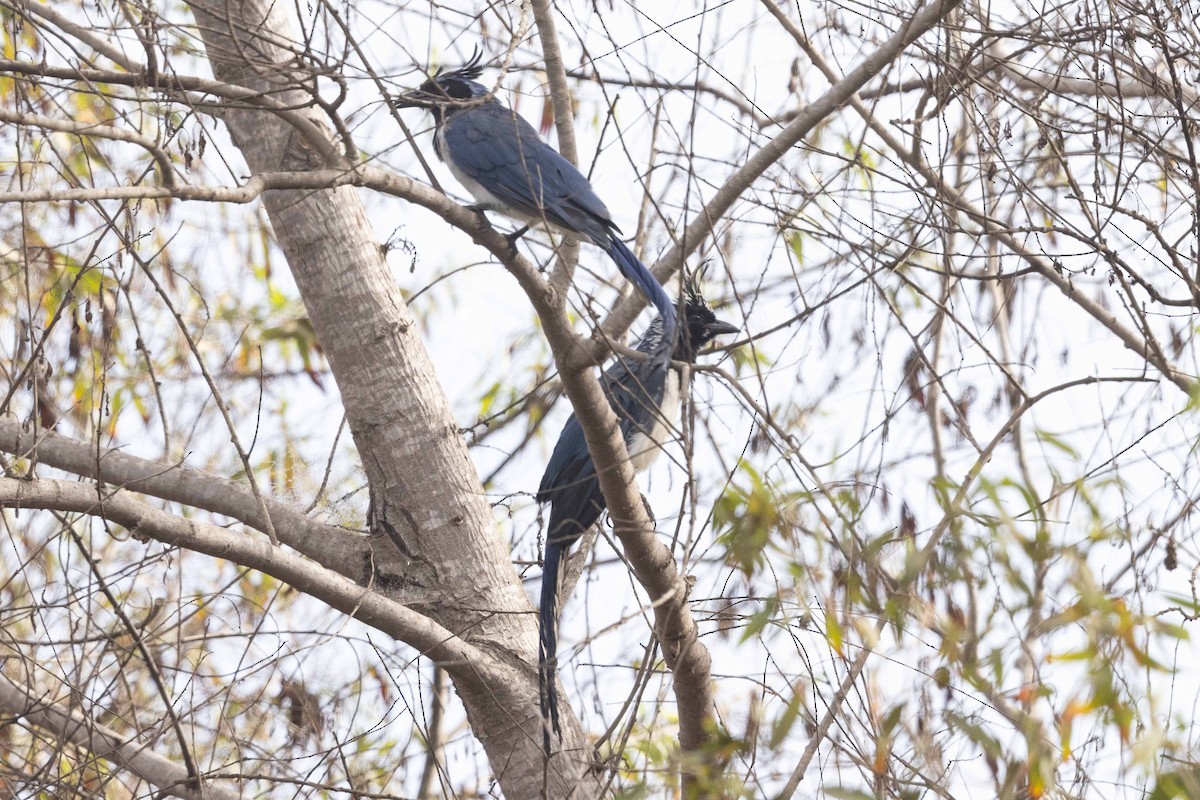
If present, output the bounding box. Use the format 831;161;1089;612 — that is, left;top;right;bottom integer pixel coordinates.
5;0;1200;796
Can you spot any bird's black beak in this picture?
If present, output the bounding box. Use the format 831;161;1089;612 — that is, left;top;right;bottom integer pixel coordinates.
705;319;739;338
391;90;433;109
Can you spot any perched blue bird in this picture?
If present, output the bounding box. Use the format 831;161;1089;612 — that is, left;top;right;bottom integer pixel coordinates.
393;51;677;344
535;277;737;748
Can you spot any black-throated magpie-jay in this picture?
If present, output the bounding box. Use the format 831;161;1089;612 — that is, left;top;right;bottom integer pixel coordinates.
392;51;678;345
535;277;737;748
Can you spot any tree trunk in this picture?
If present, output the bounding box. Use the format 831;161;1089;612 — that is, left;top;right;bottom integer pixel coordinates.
186;1;599;795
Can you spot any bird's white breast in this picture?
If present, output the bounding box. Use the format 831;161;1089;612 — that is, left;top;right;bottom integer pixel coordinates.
445;155;515;212
436;123;536;224
627;370;680;473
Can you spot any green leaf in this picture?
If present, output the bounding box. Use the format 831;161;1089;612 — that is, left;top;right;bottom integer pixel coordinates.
785;230;804;265
1149;767;1200;800
739;597;779;644
768;684;806;749
1035;428;1080;458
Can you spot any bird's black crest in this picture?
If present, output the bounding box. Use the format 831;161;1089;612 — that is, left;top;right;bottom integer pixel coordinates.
676;262;736;359
432;46;485;84
412;47;489;102
681;262;712;311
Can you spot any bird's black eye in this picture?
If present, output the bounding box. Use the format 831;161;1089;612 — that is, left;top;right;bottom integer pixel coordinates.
415;78;472;101
438;79;474;100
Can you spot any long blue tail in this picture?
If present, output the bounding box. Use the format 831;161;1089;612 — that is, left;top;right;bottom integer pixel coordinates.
538;539;567;754
604;234;677;347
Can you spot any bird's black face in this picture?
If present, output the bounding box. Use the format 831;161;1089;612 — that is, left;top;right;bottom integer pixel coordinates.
392;54;489;111
679;298;738;360
394;76;484;108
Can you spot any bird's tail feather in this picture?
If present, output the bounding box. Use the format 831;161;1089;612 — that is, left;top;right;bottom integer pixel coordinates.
538;539;566;755
604;234;678;347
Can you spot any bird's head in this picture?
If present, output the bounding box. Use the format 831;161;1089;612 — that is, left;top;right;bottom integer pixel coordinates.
392;50;490;112
676;270;738;361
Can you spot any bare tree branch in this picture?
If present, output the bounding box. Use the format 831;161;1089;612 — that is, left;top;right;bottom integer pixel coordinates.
0;477;499;680
0;57;345;167
0;419;369;578
0;109;177;187
765;3;1197;395
4;0;134;68
601;0;968;342
0;663;241;800
987;44;1200;106
531;0;578;167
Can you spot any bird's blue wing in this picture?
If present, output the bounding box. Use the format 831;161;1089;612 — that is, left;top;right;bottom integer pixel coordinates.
537;351;670;538
444;104;676;331
537;413;605;545
443;103;614;242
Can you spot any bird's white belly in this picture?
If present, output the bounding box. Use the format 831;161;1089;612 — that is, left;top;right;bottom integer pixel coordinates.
444;159;526;218
627;371;680;473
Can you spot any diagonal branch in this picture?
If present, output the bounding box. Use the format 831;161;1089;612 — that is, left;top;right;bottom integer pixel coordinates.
463;0;966;766
0;478;499;680
531;0;586;308
599;0;967;344
531;0;578;167
538;0;969;762
0;419;369;579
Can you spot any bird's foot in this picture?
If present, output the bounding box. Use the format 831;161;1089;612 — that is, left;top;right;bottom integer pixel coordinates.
639;493;657;527
464;204;494;231
504;225;530;255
